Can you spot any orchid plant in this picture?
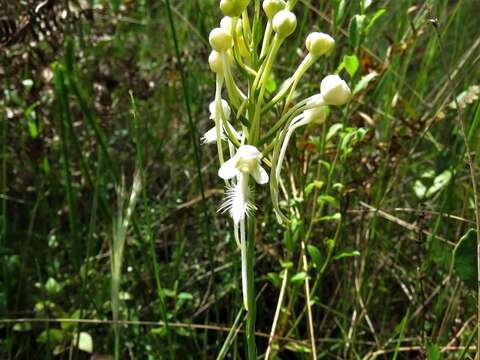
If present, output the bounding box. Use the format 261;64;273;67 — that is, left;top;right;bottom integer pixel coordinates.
204;0;351;357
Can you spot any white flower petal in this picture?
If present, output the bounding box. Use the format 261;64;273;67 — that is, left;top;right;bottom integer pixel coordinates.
218;157;238;179
202;127;220;144
209;99;231;120
251;165;269;184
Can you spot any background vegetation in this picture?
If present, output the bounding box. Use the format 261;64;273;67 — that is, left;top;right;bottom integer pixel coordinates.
1;0;480;358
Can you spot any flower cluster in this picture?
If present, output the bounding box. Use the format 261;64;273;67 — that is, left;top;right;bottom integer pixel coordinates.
203;0;351;310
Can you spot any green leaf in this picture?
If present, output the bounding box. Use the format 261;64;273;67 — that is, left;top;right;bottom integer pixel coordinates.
334;250;360;261
62;310;80;331
413;180;427;199
42;156;51;174
266;74;278;93
290;272;307;284
334;0;346;27
348;14;365;48
151;326;168;337
13;322;32;332
304;180;324;198
318;213;342;222
453;229;477;290
307;245;323;268
266;272;281;287
425;170;452;198
175;327;191;337
353;72;378;95
28;121;38;138
280;260;294;269
45;277;62;295
178;292;193;301
421;169;436;178
332;182;344;193
426;342;441;360
73;332;93;353
361;0;373;11
317;195;339;208
285;341;311;353
365;9;386;33
326;123;343;142
343;55;359;77
37;329;66;344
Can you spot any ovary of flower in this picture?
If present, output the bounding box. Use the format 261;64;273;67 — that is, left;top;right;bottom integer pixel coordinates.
320;74;351;106
218;145;269;224
202;100;240;144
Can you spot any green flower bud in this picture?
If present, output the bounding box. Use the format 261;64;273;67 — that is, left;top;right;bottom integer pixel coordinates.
209;27;233;52
220;0;250;17
272;10;297;38
262;0;286;19
209;50;224;74
220;16;250;58
306;32;335;57
320;75;351;106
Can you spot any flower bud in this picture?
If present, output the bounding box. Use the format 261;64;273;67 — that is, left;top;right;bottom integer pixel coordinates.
220;0;250;17
272;10;297;38
320;75;351;106
303;106;327;124
209;27;233;52
306;32;335;57
220;16;244;35
220;16;233;33
220;16;250;58
208;51;224;74
209;99;231;120
262;0;286;19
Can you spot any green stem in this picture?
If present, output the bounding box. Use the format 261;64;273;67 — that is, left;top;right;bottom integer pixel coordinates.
259;21;273;59
216;308;244;360
246;215;257;360
215;77;226;166
264;53;315;112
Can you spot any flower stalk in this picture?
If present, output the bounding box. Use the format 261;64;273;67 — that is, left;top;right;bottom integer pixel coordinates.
204;1;352;357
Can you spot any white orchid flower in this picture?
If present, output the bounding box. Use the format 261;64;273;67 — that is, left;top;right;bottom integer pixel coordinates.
202;99;241;144
218;144;268;310
218;145;268;224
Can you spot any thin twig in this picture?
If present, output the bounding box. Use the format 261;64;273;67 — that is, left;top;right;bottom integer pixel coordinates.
265;268;289;359
0;317;306;345
301;238;317;359
359;201;455;246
